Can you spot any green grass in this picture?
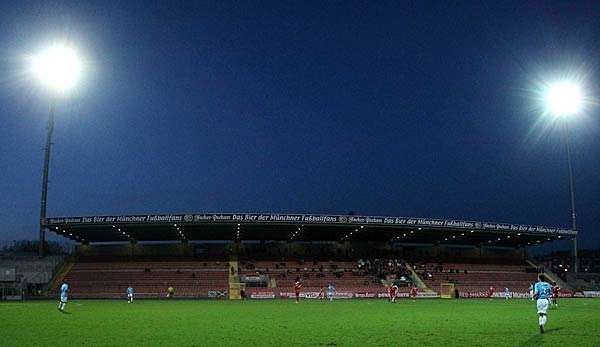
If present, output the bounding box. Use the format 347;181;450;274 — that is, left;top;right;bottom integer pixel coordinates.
2;298;599;346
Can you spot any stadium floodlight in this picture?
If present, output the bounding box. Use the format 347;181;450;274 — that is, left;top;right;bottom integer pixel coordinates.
544;81;584;117
32;41;87;257
533;75;592;274
31;43;83;94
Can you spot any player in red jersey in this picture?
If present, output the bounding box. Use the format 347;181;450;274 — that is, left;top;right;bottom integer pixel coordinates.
551;282;560;307
487;286;494;300
410;285;418;301
294;277;302;303
388;284;398;303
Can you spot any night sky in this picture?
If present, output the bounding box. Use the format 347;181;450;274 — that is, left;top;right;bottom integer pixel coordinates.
0;1;598;249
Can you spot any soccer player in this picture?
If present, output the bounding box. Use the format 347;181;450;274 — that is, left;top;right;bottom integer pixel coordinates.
487;286;494;300
410;285;418;301
504;287;510;301
58;281;69;312
534;275;552;334
551;282;560;307
318;287;325;300
388;284;398;303
327;283;335;302
167;286;174;299
294;277;302;304
127;286;134;303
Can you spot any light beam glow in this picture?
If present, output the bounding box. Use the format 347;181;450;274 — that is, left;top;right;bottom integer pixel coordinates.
545;81;583;117
31;43;82;93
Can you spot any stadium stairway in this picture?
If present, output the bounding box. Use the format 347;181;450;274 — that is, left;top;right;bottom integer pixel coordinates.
228;260;243;300
406;263;432;292
46;257;73;295
526;259;572;291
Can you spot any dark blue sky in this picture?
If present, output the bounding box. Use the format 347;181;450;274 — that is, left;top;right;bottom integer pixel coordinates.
0;1;599;248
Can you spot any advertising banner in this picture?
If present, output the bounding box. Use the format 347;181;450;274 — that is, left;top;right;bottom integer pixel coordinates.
46;213;575;236
249;292;276;299
583;291;600;298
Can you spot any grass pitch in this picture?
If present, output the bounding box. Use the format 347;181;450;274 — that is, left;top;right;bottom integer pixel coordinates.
2;298;599;346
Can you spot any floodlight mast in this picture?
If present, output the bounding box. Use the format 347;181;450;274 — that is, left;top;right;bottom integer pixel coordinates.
39;99;56;257
562;119;578;274
33;43;83;257
545;81;582;275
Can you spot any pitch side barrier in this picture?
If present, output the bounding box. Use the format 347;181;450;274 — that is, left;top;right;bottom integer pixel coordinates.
247;291;440;299
247;291;600;299
46;213;575;236
447;291;598;299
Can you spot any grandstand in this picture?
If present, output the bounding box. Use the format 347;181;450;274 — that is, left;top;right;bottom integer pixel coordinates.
51;253;541;299
36;212;577;299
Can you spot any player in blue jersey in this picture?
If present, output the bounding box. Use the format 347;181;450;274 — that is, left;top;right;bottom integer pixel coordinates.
327;283;335;302
533;275;552;334
504;287;510;301
58;282;69;312
127;286;134;303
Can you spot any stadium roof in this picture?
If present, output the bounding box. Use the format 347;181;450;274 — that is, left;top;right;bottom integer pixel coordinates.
46;213;575;247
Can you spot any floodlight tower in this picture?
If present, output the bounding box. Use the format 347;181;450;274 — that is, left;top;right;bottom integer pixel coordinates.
31;43;83;257
545;81;583;274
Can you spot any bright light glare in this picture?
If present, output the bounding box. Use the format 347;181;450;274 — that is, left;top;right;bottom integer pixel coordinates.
31;43;82;93
545;81;583;117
